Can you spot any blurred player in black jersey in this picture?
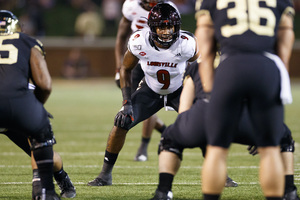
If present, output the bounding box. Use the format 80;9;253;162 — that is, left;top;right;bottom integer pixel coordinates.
0;10;60;200
196;0;295;199
1;109;76;199
150;62;299;200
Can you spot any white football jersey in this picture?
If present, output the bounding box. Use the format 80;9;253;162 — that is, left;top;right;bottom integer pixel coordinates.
128;28;197;95
122;0;177;32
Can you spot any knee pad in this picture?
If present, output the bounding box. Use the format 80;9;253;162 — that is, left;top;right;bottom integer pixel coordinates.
158;136;183;160
30;123;56;150
280;124;295;152
280;135;295;153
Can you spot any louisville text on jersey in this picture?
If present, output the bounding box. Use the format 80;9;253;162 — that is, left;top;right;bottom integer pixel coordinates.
147;61;178;68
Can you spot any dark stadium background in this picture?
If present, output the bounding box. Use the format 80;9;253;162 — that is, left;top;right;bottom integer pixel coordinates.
4;0;300;78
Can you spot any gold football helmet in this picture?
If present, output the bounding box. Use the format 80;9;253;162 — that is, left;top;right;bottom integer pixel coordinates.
0;10;20;35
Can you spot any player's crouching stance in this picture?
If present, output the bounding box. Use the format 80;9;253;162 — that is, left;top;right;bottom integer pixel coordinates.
30;115;76;199
0;84;76;199
28;85;76;199
248;130;299;200
0;10;70;200
87;3;199;187
1;127;76;199
150;62;299;200
115;0;171;162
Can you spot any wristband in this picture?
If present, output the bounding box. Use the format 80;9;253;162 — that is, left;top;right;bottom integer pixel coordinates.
121;87;131;101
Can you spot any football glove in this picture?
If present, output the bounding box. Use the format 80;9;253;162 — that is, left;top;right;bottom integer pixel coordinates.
114;100;134;130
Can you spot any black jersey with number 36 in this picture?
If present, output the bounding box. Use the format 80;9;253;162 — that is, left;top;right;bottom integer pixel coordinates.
198;0;294;54
0;32;44;97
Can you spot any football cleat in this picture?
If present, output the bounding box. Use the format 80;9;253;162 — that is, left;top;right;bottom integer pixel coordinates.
225;176;238;187
134;154;148;162
284;188;300;200
39;189;61;200
32;178;42;200
150;189;173;200
55;174;76;198
87;177;112;186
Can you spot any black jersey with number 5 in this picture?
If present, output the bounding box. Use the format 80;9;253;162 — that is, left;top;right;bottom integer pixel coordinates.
0;32;45;98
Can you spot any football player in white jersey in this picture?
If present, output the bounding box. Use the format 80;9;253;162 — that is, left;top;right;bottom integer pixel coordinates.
115;0;178;162
87;3;199;187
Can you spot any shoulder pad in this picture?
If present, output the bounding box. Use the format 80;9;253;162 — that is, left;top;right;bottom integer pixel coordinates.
128;29;146;52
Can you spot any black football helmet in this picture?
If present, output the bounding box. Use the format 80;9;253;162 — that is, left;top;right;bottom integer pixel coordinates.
140;0;165;11
0;10;20;35
148;3;181;48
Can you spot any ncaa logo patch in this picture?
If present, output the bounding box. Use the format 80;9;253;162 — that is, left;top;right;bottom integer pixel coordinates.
134;45;141;50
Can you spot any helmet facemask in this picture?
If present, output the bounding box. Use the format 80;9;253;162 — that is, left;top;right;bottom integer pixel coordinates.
148;4;181;48
152;24;177;48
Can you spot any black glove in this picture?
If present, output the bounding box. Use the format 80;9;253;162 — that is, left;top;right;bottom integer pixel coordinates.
114;100;134;130
247;145;258;156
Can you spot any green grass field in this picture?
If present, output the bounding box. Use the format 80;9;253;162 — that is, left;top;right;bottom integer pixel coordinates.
0;78;299;200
